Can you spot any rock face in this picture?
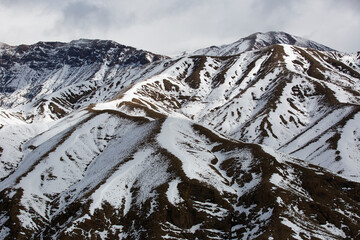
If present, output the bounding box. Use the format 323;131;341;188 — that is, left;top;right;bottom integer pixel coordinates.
0;32;360;239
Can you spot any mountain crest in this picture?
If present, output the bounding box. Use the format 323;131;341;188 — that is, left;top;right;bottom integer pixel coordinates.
193;31;334;56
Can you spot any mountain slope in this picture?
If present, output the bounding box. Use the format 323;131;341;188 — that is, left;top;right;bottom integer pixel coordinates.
0;34;360;239
0;40;168;180
100;44;360;181
193;31;335;56
0;108;359;239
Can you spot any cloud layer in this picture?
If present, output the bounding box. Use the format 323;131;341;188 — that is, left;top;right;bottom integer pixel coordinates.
0;0;359;55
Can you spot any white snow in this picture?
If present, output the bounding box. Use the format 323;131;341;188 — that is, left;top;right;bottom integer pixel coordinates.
282;45;299;72
89;147;170;215
270;168;312;200
337;111;360;181
157;117;236;194
281;217;346;240
166;179;183;206
193;201;228;218
270;173;283;186
0;227;10;240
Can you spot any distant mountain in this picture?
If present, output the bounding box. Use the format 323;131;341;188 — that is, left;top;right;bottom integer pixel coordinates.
0;39;165;70
0;34;360;239
193;31;335;56
0;39;167;119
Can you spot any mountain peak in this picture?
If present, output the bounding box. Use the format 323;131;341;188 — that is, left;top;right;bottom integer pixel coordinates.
68;38;123;48
194;31;335;56
0;42;9;48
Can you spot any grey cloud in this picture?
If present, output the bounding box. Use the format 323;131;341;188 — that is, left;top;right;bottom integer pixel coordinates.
328;0;360;11
105;0;198;26
252;0;298;13
58;1;111;33
0;0;67;9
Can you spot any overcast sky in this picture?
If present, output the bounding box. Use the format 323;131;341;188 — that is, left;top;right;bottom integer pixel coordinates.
0;0;359;55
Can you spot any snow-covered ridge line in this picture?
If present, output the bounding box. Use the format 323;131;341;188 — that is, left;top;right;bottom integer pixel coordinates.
193;31;335;56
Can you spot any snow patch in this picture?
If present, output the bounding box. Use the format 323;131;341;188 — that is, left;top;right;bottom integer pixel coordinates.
166;179;183;206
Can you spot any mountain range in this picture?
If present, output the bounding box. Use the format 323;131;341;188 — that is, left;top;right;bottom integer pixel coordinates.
0;31;359;239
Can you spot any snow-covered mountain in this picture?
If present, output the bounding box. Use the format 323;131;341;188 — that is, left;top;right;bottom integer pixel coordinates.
0;32;360;239
193;31;335;56
0;39;167;117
